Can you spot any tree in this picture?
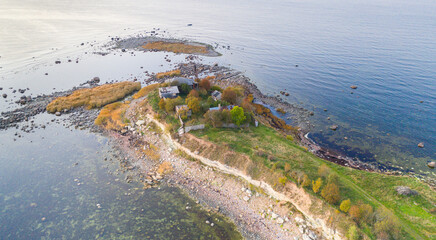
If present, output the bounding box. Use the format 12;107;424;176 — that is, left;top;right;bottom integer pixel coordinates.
230;106;246;126
222;87;237;104
279;177;287;186
165;96;184;113
312;177;322;193
204;110;223;127
349;205;362;222
187;89;199;98
340;199;351;213
159;98;166;110
222;109;232;123
199;78;211;91
359;204;374;224
301;174;310;188
180;83;191;94
321;182;341;204
186;97;200;114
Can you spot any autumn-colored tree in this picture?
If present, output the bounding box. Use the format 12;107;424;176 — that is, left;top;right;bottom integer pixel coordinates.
279;177;287;186
301;174;311;188
230;106;246;126
186;97;200;113
165;96;184;113
222;109;232;123
222;87;237;104
312;177;323;193
347;225;360;240
340;199;351;213
321;182;340;204
327;172;339;184
349;205;362;222
159;98;166;110
187;89;199;98
199;78;211;91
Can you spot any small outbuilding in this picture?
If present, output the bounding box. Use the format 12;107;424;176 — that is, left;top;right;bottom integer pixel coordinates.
159;86;180;99
211;90;222;101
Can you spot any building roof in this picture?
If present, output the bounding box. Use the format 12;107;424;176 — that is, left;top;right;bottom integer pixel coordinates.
211;90;222;98
165;77;195;86
209;105;235;111
175;105;188;111
159;86;179;95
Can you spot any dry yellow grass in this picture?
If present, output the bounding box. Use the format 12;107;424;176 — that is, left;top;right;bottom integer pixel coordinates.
157;161;173;175
46;82;141;113
142;41;208;54
132;83;160;99
155;69;181;79
94;102;129;130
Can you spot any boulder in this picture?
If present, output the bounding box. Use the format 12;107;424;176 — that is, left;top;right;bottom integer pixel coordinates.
418;142;424;148
330;125;338;131
396;186;418;196
350;85;357;89
427;161;435;169
2;93;7;98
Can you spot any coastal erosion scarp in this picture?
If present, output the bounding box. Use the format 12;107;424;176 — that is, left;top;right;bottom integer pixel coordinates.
144;112;342;240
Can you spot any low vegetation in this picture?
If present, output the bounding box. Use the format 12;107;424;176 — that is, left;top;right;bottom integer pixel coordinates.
46;82;140;113
142;41;209;54
191;125;435;239
132;83;160;99
94;102;129;130
156;69;181;79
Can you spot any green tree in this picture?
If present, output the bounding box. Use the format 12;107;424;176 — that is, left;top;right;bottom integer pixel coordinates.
180;83;191;94
230;106;246;126
340;199;351;213
321;182;341;204
312;177;323;193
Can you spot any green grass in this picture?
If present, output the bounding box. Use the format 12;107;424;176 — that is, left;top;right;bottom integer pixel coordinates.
192;125;435;240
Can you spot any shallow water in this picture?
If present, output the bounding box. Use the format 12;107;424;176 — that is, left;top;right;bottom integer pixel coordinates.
0;0;434;174
0;113;241;239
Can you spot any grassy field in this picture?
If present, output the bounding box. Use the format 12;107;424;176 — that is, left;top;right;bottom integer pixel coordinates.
192;125;435;239
46;81;140;113
142;41;209;55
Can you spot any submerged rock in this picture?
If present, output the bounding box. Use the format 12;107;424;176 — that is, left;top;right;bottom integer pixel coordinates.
330;125;338;131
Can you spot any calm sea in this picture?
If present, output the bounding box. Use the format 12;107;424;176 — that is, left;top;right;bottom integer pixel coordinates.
0;0;434;180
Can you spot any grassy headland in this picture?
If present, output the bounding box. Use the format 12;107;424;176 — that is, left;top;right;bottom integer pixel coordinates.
142;41;209;55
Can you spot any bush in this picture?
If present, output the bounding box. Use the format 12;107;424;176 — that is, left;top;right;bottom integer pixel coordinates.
347;225;360;240
312;178;323;193
211;85;222;92
286;135;294;141
284;163;291;173
340;199;351;213
321;182;341;204
318;164;331;178
279;177;287;186
327;172;339;184
374;207;401;240
159;98;166;110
